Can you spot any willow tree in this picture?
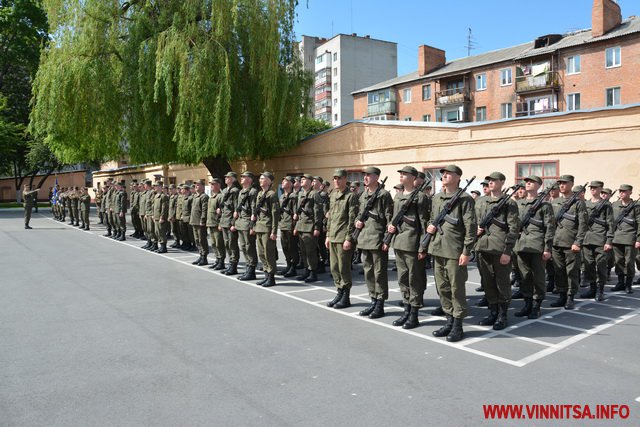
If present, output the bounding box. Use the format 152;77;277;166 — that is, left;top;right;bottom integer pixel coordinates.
29;0;311;176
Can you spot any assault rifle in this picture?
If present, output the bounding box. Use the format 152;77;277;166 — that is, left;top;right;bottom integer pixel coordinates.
235;190;252;216
250;184;272;229
477;183;522;237
613;198;638;231
351;177;388;242
520;187;552;234
555;183;588;227
280;192;294;216
382;179;430;246
588;190;617;227
419;176;476;252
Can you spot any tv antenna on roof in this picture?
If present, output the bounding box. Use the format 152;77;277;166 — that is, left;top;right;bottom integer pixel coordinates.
465;28;477;56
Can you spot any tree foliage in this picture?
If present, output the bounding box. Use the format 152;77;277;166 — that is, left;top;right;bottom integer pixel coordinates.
30;0;312;174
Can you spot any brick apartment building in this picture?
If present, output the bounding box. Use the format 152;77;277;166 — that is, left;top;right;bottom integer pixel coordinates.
353;0;639;123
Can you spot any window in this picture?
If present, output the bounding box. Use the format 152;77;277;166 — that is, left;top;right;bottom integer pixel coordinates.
516;161;558;187
424;167;444;194
501;103;512;119
333;67;338;76
476;73;487;91
403;88;412;103
315;54;325;64
567;93;581;111
476;106;487;121
333;52;337;61
567;55;581;74
606;87;621;106
500;68;512;86
422;114;431;122
346;171;364;185
422;84;431;100
333;82;338;91
403;117;412;121
333;98;338;106
334;113;338;122
605;47;621;68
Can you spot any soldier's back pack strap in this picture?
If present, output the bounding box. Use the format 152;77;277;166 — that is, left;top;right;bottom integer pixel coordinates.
382;179;430;246
555;183;588;226
614;198;638;231
588;191;616;228
420;176;475;251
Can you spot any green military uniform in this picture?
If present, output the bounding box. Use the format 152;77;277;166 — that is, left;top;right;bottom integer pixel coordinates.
254;172;280;287
315;177;329;268
94;189;104;224
101;186;112;235
206;180;226;270
139;184;150;243
474;172;521;330
235;173;258;280
220;174;240;275
181;188;194;250
550;177;588;308
65;189;75;225
514;176;556;318
611;184;640;293
279;178;299;277
79;191;91;230
130;185;141;237
326;169;358;308
427;165;477;341
355;167;393;318
190;182;209;264
295;174;323;282
115;184;128;240
582;181;614;300
169;185;181;247
153;184;170;252
22;188;38;229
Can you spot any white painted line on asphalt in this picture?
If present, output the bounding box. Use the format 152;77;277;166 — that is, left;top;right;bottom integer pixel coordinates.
536;320;589;332
570;310;617;321
281;288;328;294
503;333;555;348
635;396;640;403
615;294;640;301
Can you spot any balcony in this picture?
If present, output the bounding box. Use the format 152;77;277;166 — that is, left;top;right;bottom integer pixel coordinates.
515;102;559;117
367;101;397;117
315;68;331;87
515;71;560;94
315;106;332;115
315;88;331;101
435;88;470;106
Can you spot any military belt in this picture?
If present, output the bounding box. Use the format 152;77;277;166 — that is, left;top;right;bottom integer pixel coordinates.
592;217;607;227
367;210;380;220
621;216;636;226
401;215;416;227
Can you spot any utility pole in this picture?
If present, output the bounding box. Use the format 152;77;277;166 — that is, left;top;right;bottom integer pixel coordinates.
465;28;477;56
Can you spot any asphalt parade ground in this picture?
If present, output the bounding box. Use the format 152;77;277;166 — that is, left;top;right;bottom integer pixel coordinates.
2;209;640;426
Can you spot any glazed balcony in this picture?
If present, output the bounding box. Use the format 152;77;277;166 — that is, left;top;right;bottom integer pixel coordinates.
515;71;560;94
435;87;470;106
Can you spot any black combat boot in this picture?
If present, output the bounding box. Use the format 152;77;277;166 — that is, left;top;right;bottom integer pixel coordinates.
104;230;112;237
238;266;256;281
278;262;291;276
479;304;499;326
262;273;276;288
493;304;508;330
141;239;150;249
392;304;411;327
564;294;575;310
359;299;377;317
333;288;351;309
208;258;219;269
296;269;310;281
256;272;269;286
304;270;318;283
170;240;179;248
625;276;634;294
150;242;158;252
432;315;454;337
634;276;640;285
550;292;567;307
224;262;238;276
197;256;208;266
326;288;344;307
596;283;605;301
511;289;524;299
402;306;420;329
446;317;464;342
214;259;226;271
397;300;405;307
192;256;203;265
580;283;596;299
476;296;488;307
475;284;484;292
157;243;167;254
118;232;126;241
528;299;542;319
431;305;445;316
514;298;533;317
369;299;385;319
612;274;626;291
284;264;297;278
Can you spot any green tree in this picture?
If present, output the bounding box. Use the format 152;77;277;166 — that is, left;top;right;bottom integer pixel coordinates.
30;0;312;177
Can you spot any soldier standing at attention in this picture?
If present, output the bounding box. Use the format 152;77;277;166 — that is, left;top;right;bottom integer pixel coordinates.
22;184;39;229
140;180;151;247
79;187;91;230
115;181;127;241
221;172;240;276
180;184;195;251
168;184;180;247
581;181;614;301
293;176;305;270
253;172;280;287
235;171;259;281
94;186;104;224
207;178;226;270
385;166;429;329
314;176;329;272
278;176;299;277
354;167;393;318
550;176;588;309
129;181;141;238
513;176;555;319
190;179;209;266
611;184;640;294
475;172;521;330
102;182;112;236
70;187;80;226
152;181;169;253
426;165;477;341
325;169;358;308
294;174;323;283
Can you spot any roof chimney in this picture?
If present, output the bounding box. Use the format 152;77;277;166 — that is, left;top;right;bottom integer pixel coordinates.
592;0;622;37
418;45;446;76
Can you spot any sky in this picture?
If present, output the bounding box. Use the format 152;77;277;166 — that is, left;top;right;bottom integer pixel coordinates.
294;0;640;76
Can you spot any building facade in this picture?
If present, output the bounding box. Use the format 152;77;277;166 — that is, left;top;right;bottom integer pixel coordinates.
302;33;397;126
353;0;639;124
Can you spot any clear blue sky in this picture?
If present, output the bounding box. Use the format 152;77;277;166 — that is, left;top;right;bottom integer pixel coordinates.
294;0;640;76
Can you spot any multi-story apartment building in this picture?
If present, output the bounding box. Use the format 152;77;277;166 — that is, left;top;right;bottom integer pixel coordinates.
300;33;397;126
353;0;639;123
